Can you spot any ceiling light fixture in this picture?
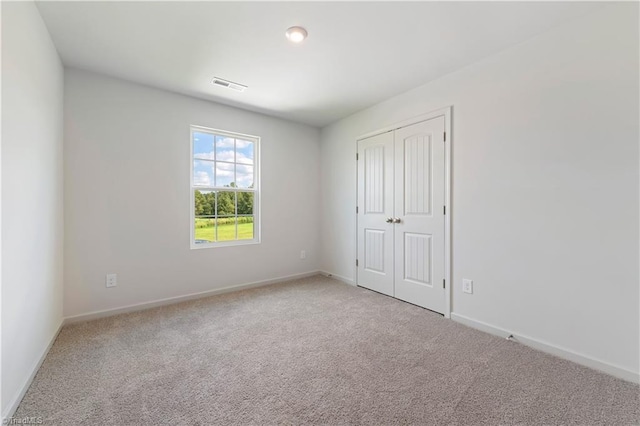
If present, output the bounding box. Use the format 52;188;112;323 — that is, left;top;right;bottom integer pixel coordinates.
285;26;307;43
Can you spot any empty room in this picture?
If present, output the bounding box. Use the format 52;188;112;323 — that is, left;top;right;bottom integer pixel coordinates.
1;1;639;424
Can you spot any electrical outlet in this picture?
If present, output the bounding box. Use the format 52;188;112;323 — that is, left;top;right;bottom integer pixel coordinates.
300;250;306;259
106;274;117;288
462;279;473;294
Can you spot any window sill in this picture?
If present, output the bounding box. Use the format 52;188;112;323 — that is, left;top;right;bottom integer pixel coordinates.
190;239;261;250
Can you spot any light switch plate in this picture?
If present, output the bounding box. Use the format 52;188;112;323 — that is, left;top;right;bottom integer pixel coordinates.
462;279;473;294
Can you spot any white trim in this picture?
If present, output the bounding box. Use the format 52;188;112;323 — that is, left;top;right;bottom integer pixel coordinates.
356;107;451;142
190;125;259;142
442;107;452;318
353;140;359;290
320;270;356;286
64;270;321;324
2;321;64;422
451;312;640;384
190;239;261;250
355;106;453;317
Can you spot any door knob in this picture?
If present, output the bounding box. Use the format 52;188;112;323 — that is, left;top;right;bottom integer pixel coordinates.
385;217;393;223
392;218;401;224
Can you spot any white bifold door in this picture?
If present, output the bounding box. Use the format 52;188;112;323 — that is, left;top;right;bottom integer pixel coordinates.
357;116;446;314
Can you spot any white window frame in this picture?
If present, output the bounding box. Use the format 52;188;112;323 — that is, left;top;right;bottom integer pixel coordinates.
190;125;260;249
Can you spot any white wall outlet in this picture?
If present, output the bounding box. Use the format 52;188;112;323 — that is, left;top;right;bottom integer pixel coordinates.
462;279;473;294
106;274;117;288
300;250;306;259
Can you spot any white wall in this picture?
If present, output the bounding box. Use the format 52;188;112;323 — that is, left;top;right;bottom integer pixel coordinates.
320;4;639;378
64;69;320;318
1;1;64;417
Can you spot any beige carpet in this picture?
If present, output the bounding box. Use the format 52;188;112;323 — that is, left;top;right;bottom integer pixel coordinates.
15;275;639;425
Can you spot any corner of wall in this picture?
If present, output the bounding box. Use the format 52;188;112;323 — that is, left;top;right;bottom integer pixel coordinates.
1;1;65;417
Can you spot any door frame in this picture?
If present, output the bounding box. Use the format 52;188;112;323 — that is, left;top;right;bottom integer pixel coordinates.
355;106;452;318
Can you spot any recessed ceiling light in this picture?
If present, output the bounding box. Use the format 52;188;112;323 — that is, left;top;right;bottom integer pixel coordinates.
211;77;247;92
285;26;307;43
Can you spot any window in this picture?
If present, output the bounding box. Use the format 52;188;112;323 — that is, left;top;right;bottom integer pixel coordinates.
190;126;259;248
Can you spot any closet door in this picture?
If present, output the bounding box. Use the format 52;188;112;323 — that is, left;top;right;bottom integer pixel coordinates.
393;117;446;312
356;131;395;296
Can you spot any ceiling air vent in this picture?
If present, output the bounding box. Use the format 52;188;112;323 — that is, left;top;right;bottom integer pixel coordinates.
211;77;247;92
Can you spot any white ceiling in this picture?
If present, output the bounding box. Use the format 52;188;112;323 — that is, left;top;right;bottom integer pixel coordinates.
36;1;601;127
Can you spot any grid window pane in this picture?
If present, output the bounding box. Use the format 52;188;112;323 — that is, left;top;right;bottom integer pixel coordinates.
193;132;215;160
216;217;237;241
236;164;253;189
238;216;254;240
237;192;254;215
236;140;254;164
216;191;236;216
215;162;235;187
216;135;235;163
194;190;216;216
193;160;214;187
194;218;216;244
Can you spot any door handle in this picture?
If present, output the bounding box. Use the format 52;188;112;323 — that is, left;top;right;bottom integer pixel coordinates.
385;217;394;223
392;218;401;224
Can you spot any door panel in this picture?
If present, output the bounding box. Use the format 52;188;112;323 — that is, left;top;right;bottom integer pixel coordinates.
364;229;386;273
357;132;394;296
404;133;432;215
404;233;431;285
364;145;385;214
394;117;446;312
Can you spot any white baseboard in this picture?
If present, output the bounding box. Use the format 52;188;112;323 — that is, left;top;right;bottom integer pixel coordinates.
64;270;322;324
451;312;639;384
319;270;355;286
2;321;64;422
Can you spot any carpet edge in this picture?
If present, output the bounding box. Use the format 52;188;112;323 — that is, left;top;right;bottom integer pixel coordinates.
451;312;640;384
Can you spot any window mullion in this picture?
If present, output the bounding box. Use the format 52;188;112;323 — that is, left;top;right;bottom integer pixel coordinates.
192;186;255;192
